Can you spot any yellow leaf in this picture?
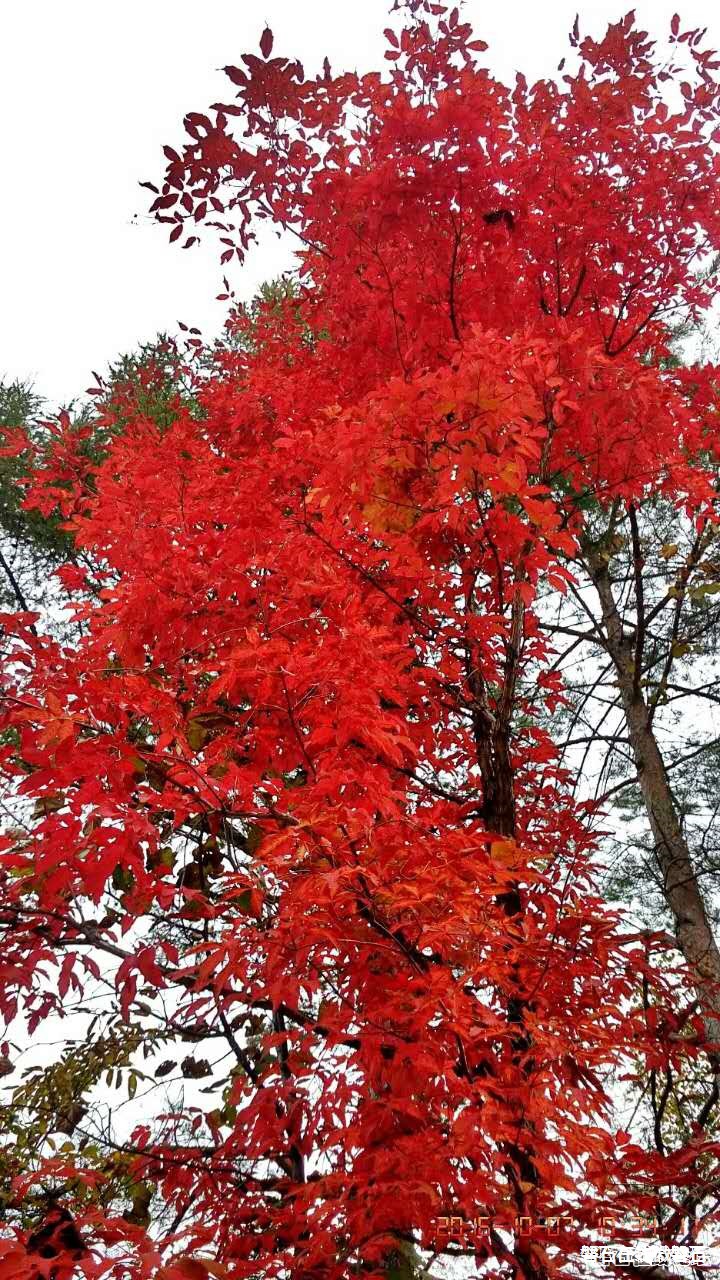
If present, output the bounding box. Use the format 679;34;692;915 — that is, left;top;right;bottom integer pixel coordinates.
491;839;521;868
671;641;690;658
362;498;418;534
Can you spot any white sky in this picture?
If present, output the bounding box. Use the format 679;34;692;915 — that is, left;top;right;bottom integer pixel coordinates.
2;0;720;408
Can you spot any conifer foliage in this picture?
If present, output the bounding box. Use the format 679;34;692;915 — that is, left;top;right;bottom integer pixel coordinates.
2;5;720;1278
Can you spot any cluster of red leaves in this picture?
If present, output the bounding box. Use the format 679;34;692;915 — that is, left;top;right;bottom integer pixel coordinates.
2;5;720;1279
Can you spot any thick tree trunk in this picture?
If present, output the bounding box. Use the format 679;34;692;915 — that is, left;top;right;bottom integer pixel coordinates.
467;593;548;1280
588;552;720;1054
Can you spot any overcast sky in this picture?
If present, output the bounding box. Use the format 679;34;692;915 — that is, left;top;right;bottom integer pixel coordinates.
2;0;720;408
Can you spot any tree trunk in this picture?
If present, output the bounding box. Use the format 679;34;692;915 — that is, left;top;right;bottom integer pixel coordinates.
588;550;720;1054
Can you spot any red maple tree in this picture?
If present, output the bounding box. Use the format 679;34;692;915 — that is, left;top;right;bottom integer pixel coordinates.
2;5;720;1278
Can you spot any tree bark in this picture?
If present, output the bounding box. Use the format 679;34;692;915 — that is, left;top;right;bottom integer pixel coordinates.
587;548;720;1054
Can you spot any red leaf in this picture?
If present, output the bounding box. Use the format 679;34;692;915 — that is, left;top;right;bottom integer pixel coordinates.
260;26;273;59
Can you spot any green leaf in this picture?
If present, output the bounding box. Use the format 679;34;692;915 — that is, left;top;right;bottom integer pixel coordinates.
187;718;209;751
690;582;720;600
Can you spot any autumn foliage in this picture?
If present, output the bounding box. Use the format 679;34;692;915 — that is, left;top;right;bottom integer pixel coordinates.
2;5;720;1278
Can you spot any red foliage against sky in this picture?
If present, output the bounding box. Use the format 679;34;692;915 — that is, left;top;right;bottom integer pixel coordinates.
2;4;720;1279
